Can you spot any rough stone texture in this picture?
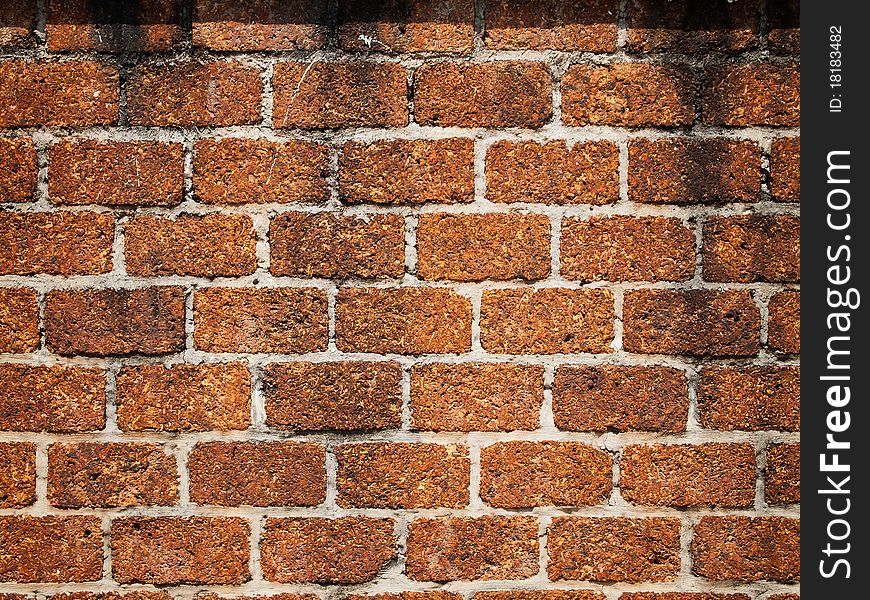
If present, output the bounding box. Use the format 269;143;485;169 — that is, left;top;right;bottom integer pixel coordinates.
703;63;800;126
698;366;800;431
480;441;612;508
406;516;539;581
48;592;172;600
0;288;39;353
620;443;756;507
197;595;314;600
112;517;250;584
194;287;328;353
0;516;103;582
562;64;694;127
477;592;606;600
193;0;329;51
340;138;474;205
768;291;800;354
264;361;403;431
0;211;114;275
620;595;750;600
768;0;799;53
770;137;800;202
691;517;800;582
0;2;35;48
45;287;185;356
260;517;397;583
116;363;251;432
622;290;761;357
485;0;616;51
349;594;461;600
410;363;543;431
270;212;405;279
480;288;613;354
414;61;552;128
0;138;36;202
703;215;800;282
0;442;36;508
336;442;470;508
47;442;178;508
765;443;800;505
486;140;619;205
417;214;551;281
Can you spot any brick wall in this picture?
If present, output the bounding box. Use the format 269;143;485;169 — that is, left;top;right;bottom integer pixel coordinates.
0;1;799;600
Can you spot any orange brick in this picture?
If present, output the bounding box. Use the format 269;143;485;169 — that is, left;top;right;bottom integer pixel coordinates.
620;595;750;600
768;0;799;53
770;137;800;202
765;443;800;504
477;592;605;600
0;288;38;353
698;366;800;431
486;0;617;51
0;516;103;582
703;215;800;282
0;442;35;507
193;0;328;51
768;291;799;354
703;63;800;126
0;138;36;202
0;3;35;48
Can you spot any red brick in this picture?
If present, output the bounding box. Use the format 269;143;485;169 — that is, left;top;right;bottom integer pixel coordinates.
703;63;800;126
0;211;114;275
193;0;328;51
112;517;250;584
340;138;474;205
418;214;550;281
0;2;35;48
481;288;613;354
0;60;119;127
50;139;183;206
620;595;750;600
411;363;543;431
486;0;617;51
270;212;405;279
622;290;760;357
486;140;619;205
628;138;760;204
406;516;539;581
770;137;800;202
481;441;612;508
127;61;262;126
48;593;172;600
768;0;799;53
194;139;330;205
703;215;800;282
691;516;799;582
189;441;325;507
126;214;257;277
194;287;328;353
553;365;688;432
0;516;103;582
0;288;38;353
0;138;36;202
197;595;314;600
116;363;251;432
45;287;185;356
620;443;756;507
47;442;178;508
477;593;606;600
0;442;35;508
265;361;402;431
697;366;800;431
548;517;681;582
336;287;471;354
562;64;694;127
336;442;469;508
768;291;799;354
767;596;799;600
350;594;461;600
261;517;396;583
765;443;799;504
0;365;105;432
274;61;407;129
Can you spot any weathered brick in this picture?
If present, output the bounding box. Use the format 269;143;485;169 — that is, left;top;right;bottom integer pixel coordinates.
189;441;325;507
691;516;800;582
47;442;178;508
477;592;606;600
194;287;328;353
481;441;612;508
274;61;407;129
0;365;105;432
698;366;800;431
0;60;118;127
0;516;102;582
406;516;539;581
49;139;183;206
127;61;262;126
270;212;405;279
340;138;474;205
481;288;613;354
48;592;172;600
351;594;460;600
0;442;35;507
126;214;257;277
486;140;619;205
562;64;694;127
0;288;38;353
562;216;695;282
0;211;114;275
703;215;800;282
417;214;550;281
622;290;760;357
112;517;250;584
0;2;35;48
548;517;681;582
553;365;688;432
261;517;396;583
45;287;185;356
194;139;330;205
336;442;469;508
703;63;800;126
116;363;250;432
620;443;756;507
265;361;402;431
410;363;543;431
770;137;800;202
193;0;328;51
485;0;616;51
768;0;799;53
197;595;314;600
767;596;799;600
620;595;750;600
336;288;472;354
0;138;36;202
768;291;800;354
628;138;760;204
415;61;552;128
765;443;799;504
